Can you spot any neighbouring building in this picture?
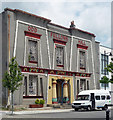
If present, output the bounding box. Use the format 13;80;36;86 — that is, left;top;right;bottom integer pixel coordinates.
100;45;113;104
100;45;113;91
0;8;100;106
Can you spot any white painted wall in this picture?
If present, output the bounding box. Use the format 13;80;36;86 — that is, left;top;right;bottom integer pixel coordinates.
100;45;112;91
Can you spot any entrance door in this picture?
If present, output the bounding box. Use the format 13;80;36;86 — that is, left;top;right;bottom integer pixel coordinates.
56;79;70;104
90;93;95;110
56;80;64;103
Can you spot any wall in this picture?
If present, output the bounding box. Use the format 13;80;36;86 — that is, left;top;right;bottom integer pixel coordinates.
1;9;100;105
100;45;112;91
2;11;8;106
0;13;2;107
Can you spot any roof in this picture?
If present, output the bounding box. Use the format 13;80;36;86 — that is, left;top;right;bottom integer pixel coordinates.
4;8;96;37
79;90;110;95
4;8;51;22
100;44;113;50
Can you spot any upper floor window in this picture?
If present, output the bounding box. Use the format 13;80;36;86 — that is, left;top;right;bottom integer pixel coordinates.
28;39;37;62
101;54;109;75
56;46;64;66
79;51;86;69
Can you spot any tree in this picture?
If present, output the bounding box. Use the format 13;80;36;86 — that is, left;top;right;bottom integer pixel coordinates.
105;58;113;83
99;76;110;90
2;57;23;114
100;58;113;90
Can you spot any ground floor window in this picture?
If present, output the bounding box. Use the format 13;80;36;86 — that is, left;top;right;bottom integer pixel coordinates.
101;83;109;88
77;79;89;96
80;79;86;91
23;76;27;96
77;80;79;95
29;75;38;96
87;81;89;90
23;75;43;97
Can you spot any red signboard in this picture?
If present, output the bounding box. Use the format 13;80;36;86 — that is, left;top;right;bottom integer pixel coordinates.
78;40;86;45
28;25;37;33
51;32;68;42
19;66;91;77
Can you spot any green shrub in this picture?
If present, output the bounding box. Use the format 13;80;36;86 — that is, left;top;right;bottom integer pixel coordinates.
35;99;40;104
40;99;45;105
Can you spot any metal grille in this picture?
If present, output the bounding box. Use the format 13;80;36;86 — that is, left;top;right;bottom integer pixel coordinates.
74;103;81;105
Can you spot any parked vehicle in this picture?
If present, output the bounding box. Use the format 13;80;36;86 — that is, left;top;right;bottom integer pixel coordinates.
72;90;111;111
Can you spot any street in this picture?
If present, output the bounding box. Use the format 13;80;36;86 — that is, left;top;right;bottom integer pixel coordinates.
1;109;113;120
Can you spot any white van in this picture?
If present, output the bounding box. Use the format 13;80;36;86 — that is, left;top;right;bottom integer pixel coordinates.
72;90;111;111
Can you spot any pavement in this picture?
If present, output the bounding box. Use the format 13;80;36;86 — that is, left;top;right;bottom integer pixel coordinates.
0;107;73;120
0;106;113;120
0;106;73;116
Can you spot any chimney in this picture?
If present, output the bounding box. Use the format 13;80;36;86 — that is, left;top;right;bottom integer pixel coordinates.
70;21;75;28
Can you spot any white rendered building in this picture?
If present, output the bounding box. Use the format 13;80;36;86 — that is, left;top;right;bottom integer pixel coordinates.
100;45;113;91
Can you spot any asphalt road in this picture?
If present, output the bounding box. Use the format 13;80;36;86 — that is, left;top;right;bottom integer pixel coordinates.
1;109;113;120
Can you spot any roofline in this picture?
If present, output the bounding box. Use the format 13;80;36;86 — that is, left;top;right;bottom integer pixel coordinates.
68;27;96;37
95;40;100;43
4;8;51;22
100;44;113;50
4;8;96;37
49;22;69;30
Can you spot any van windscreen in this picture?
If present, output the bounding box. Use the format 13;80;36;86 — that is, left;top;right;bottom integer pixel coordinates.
77;95;89;100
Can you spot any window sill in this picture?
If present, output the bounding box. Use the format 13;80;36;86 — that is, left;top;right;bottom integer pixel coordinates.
80;67;85;70
57;65;64;67
29;61;38;64
23;96;43;98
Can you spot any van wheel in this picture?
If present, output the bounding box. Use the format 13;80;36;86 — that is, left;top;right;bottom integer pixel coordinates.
75;108;79;111
87;106;91;111
102;105;108;110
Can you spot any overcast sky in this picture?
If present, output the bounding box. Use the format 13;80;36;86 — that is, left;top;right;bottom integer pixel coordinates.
1;0;112;48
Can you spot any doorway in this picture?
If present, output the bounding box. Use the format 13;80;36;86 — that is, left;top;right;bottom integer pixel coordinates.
56;79;70;104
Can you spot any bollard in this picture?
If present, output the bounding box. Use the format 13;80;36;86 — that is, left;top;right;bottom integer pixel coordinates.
106;109;110;120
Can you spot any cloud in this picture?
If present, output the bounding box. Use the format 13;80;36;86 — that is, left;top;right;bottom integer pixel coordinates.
1;1;111;47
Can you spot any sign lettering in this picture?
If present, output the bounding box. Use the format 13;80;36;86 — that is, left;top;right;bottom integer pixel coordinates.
51;32;68;42
78;40;86;46
28;25;37;33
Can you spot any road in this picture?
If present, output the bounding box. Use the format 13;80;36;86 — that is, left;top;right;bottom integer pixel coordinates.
1;109;113;120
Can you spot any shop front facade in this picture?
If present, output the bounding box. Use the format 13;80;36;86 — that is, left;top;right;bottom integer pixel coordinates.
0;8;100;106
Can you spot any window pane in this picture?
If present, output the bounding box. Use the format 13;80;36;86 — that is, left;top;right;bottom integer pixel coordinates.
23;76;27;96
106;95;110;100
77;80;79;95
80;51;86;68
95;96;100;100
28;40;37;61
56;46;64;65
101;96;105;100
87;81;89;90
40;78;43;96
80;79;86;91
101;54;109;75
29;75;37;96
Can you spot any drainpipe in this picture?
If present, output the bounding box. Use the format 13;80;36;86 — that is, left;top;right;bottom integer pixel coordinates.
61;81;65;105
7;14;10;108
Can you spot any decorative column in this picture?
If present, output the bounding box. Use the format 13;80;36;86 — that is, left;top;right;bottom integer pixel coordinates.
63;80;69;103
52;79;58;104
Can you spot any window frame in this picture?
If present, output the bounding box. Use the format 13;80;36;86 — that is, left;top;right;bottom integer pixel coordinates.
101;54;109;75
95;96;100;100
106;95;110;100
79;50;86;70
55;45;64;67
28;37;39;64
101;95;105;100
29;75;38;96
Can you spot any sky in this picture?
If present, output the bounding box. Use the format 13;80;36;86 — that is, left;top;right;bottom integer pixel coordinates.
0;0;112;48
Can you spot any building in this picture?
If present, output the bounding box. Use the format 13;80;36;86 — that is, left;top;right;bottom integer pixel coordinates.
100;45;113;90
100;45;113;104
0;8;100;106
